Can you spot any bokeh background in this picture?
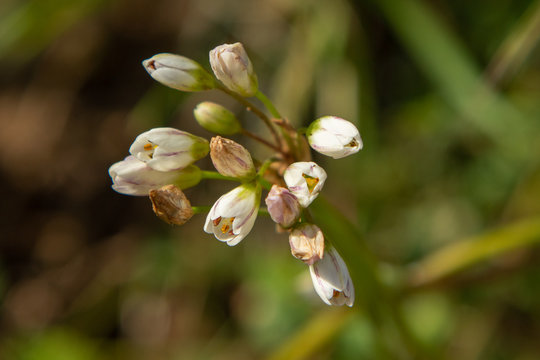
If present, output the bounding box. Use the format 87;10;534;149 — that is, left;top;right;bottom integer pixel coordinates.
2;0;540;359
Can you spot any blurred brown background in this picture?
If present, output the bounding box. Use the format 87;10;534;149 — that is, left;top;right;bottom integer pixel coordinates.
2;0;540;359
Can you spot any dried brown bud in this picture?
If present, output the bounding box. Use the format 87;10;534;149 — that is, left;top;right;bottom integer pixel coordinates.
149;185;193;225
289;223;325;265
209;136;256;179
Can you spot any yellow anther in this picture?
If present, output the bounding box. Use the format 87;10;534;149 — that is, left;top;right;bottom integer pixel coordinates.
219;217;235;234
302;174;319;194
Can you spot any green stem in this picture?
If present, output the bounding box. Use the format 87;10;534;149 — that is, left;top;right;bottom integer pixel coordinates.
218;85;282;149
257;157;278;177
200;170;239;182
256;90;282;119
258;208;270;216
258;177;273;191
241;129;285;154
192;206;212;214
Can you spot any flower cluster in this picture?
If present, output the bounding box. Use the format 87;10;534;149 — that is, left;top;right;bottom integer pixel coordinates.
109;42;362;307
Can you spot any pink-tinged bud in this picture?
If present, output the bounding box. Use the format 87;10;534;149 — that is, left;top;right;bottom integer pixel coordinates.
109;156;201;196
142;53;216;92
307;116;363;159
149;185;193;225
309;246;355;307
265;185;302;228
209;42;258;97
289;223;324;265
283;162;327;208
210;136;256;180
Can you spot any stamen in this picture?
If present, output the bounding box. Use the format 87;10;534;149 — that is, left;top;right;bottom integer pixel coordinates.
332;289;342;298
345;139;358;148
143;142;158;159
213;217;222;226
219;217;235;234
302;174;319;194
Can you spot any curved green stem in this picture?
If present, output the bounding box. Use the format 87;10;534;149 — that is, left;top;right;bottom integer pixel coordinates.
241;129;285;155
218;85;282;148
200;170;239;182
256;90;282;119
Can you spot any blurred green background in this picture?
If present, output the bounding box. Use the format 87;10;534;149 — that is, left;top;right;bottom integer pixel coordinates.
2;0;540;359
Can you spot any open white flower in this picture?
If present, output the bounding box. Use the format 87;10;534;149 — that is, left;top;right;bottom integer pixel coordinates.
204;182;261;246
109;156;201;196
283;162;327;208
307;116;363;159
129;127;209;172
209;43;258;97
142;53;216;92
309;246;355;307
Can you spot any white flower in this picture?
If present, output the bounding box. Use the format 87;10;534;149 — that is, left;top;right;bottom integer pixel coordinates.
142;53;216;92
108;156;201;196
129;127;209;172
289;223;324;265
283;162;327;208
306;116;363;159
209;43;258;97
309;246;355;307
265;185;302;228
204;182;261;246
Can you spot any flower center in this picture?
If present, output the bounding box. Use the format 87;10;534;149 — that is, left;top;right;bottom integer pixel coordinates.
345;139;359;148
143;142;158;158
212;216;235;235
302;174;319;194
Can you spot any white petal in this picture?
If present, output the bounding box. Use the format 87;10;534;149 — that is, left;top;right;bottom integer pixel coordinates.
204;183;260;246
129;128;208;171
309;246;354;307
109;156;185;196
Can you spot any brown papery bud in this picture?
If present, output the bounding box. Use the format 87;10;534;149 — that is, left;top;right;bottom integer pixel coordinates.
289;223;325;265
210;136;256;180
149;185;193;225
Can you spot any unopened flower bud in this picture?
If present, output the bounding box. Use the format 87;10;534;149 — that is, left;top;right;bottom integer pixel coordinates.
209;42;258;97
109;156;202;196
194;101;242;135
265;185;302;228
283;162;327;208
142;53;216;92
149;185;193;225
129;127;209;172
310;245;355;307
289;223;324;265
307;116;363;159
210;136;256;180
